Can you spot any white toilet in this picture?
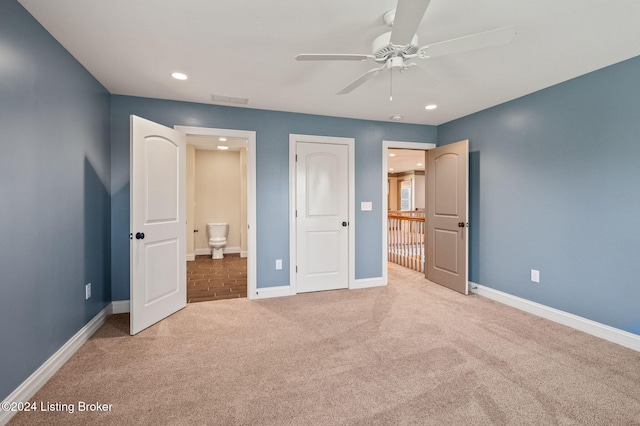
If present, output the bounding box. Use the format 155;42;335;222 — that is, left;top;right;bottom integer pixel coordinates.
206;223;229;259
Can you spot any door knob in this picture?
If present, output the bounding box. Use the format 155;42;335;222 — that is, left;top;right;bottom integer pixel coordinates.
458;222;465;228
342;221;348;227
135;232;145;240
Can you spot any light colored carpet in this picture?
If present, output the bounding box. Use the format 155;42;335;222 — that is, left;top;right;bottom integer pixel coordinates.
9;265;640;425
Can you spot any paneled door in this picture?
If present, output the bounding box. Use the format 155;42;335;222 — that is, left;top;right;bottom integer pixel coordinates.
426;140;469;294
130;115;186;335
295;141;349;293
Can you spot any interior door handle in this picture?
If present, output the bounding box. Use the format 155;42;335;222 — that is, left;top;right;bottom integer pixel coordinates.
342;221;348;227
458;222;465;228
135;232;145;240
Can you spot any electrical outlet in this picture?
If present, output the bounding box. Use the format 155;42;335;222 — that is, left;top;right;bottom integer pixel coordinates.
531;269;540;283
85;283;92;299
275;259;282;270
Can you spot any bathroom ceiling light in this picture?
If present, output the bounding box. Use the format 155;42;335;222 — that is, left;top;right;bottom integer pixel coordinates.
425;104;437;110
171;72;188;80
389;153;396;157
389;168;394;171
417;163;423;166
218;137;227;142
217;145;229;150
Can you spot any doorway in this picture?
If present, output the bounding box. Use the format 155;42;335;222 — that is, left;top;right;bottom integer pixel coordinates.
175;126;257;300
382;140;435;285
382;139;469;295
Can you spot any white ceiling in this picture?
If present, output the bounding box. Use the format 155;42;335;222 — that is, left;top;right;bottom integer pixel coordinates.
19;0;640;125
388;149;425;173
187;135;247;152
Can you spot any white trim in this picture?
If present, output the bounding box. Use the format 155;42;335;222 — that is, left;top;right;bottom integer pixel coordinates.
186;253;196;261
471;282;640;352
351;276;386;290
289;134;356;295
240;251;248;258
194;247;242;256
382;140;436;283
174;126;257;300
254;286;293;299
111;300;131;314
0;305;111;426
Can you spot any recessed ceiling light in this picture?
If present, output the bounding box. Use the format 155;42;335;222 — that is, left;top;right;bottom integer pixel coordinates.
425;104;437;110
389;153;396;157
217;145;229;150
389;115;403;121
389;168;394;171
218;137;227;142
417;163;423;166
171;72;188;80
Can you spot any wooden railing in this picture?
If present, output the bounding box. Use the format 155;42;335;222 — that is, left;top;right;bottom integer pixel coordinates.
388;212;425;273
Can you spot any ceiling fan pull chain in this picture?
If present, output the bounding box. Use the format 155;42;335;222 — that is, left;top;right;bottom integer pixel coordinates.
389;67;393;101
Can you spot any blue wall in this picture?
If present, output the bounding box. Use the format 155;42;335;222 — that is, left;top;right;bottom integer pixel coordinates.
4;0;639;406
110;96;437;300
439;57;640;335
0;0;111;401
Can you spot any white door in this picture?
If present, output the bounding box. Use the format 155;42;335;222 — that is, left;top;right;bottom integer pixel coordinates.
130;115;186;335
425;140;469;294
296;141;349;293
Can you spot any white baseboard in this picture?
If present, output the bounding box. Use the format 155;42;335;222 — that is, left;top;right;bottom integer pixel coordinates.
0;304;111;426
470;282;640;352
186;253;195;261
240;251;248;258
350;277;386;290
194;247;241;256
111;300;130;314
253;286;293;300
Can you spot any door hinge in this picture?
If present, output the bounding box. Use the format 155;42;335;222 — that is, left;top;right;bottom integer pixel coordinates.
295;154;298;162
295;210;297;218
296;266;298;273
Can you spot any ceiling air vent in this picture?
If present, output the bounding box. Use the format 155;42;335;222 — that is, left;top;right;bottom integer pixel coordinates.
211;94;249;105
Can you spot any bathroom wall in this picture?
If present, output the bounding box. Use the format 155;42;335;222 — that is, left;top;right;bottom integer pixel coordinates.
194;150;243;253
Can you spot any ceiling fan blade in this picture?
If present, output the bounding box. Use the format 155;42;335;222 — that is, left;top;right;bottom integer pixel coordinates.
295;54;375;61
337;65;386;95
418;26;517;59
405;63;440;90
390;0;432;46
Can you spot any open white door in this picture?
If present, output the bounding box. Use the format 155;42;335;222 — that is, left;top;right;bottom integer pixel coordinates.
295;140;350;293
425;140;469;294
130;115;186;335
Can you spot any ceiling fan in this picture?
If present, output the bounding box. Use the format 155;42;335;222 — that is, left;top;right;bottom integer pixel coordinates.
295;0;516;96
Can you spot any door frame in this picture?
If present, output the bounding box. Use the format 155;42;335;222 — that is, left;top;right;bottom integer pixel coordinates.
381;140;436;285
289;134;355;295
175;126;257;300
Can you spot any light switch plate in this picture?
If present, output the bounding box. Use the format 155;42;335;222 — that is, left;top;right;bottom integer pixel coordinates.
361;201;372;211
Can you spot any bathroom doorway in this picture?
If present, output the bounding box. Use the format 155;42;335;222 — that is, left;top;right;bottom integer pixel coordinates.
176;126;256;302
